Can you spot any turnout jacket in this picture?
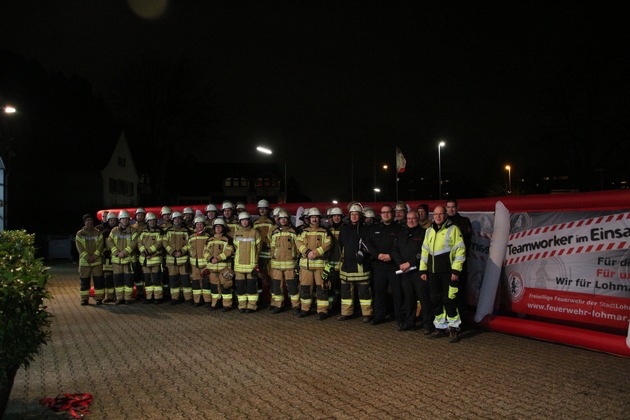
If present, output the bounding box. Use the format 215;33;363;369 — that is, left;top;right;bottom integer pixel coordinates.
162;224;190;266
327;222;343;270
107;225;138;265
296;226;332;270
233;225;261;273
419;220;466;276
100;222;116;270
205;233;234;271
76;226;103;267
338;222;371;281
254;215;274;259
391;225;426;270
270;225;298;270
187;230;211;269
138;226;163;267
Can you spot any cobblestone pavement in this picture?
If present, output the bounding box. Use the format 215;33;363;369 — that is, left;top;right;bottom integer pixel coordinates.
3;263;630;419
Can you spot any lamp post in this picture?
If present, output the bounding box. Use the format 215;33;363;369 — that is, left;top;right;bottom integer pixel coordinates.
505;165;512;195
257;146;287;203
1;106;17;231
373;187;380;202
438;141;445;199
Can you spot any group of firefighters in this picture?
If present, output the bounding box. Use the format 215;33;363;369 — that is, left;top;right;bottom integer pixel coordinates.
76;198;471;343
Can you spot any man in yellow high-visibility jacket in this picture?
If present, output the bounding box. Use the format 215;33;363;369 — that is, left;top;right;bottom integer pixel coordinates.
420;205;466;343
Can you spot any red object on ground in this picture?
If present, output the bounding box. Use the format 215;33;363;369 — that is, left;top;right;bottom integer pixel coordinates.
89;285;136;298
39;393;93;418
481;315;630;358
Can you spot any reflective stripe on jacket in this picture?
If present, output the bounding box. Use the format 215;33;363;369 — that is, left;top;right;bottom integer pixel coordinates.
233;226;261;272
270;226;298;270
107;226;138;265
76;227;103;267
296;227;331;270
419;221;466;275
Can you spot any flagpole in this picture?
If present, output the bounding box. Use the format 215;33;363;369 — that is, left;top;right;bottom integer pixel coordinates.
395;147;399;202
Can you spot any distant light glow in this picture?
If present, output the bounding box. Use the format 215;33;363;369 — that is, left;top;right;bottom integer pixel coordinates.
256;146;273;155
3;106;16;114
332;200;338;204
505;165;511;170
439;141;446;148
127;0;168;20
382;164;388;170
373;188;381;193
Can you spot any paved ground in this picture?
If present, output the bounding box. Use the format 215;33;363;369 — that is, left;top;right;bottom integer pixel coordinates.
3;263;630;419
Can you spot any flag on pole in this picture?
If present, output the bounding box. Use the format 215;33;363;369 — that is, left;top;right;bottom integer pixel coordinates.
396;147;406;173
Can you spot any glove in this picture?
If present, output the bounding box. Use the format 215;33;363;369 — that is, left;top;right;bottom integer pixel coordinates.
448;285;458;300
321;263;332;280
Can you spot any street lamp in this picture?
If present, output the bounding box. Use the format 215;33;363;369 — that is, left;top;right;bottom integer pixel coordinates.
505;165;512;195
256;146;287;203
1;106;17;231
438;141;446;199
373;187;380;202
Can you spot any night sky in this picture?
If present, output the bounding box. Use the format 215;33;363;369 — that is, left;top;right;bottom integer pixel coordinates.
1;1;629;202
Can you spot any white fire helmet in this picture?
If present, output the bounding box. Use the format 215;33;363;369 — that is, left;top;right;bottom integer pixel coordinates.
236;202;247;211
395;202;407;212
145;212;157;221
160;206;172;215
205;204;218;212
329;207;344;216
278;209;291;219
172;211;183;219
183;207;194;215
107;212;118;221
135;207;146;215
213;218;226;227
364;209;376;219
222;201;234;210
309;207;322;217
238;211;251;220
272;207;282;217
257;199;270;208
349;203;364;214
118;210;130;219
194;216;205;224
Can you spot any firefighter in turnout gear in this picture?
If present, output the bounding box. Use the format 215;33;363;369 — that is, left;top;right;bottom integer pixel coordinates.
159;206;173;230
205;218;234;310
233;212;262;313
132;207;147;300
326;206;344;313
188;215;211;306
76;214;104;305
269;209;298;313
158;206;173;299
163;211;191;304
182;207;195;231
204;204;219;229
295;207;332;320
138;212;164;304
337;204;373;322
101;211;118;302
420;205;466;343
221;200;239;239
254;199;274;306
107;210;138;304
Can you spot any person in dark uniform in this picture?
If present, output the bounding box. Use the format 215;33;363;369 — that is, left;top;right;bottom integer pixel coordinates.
365;204;402;327
391;210;431;333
